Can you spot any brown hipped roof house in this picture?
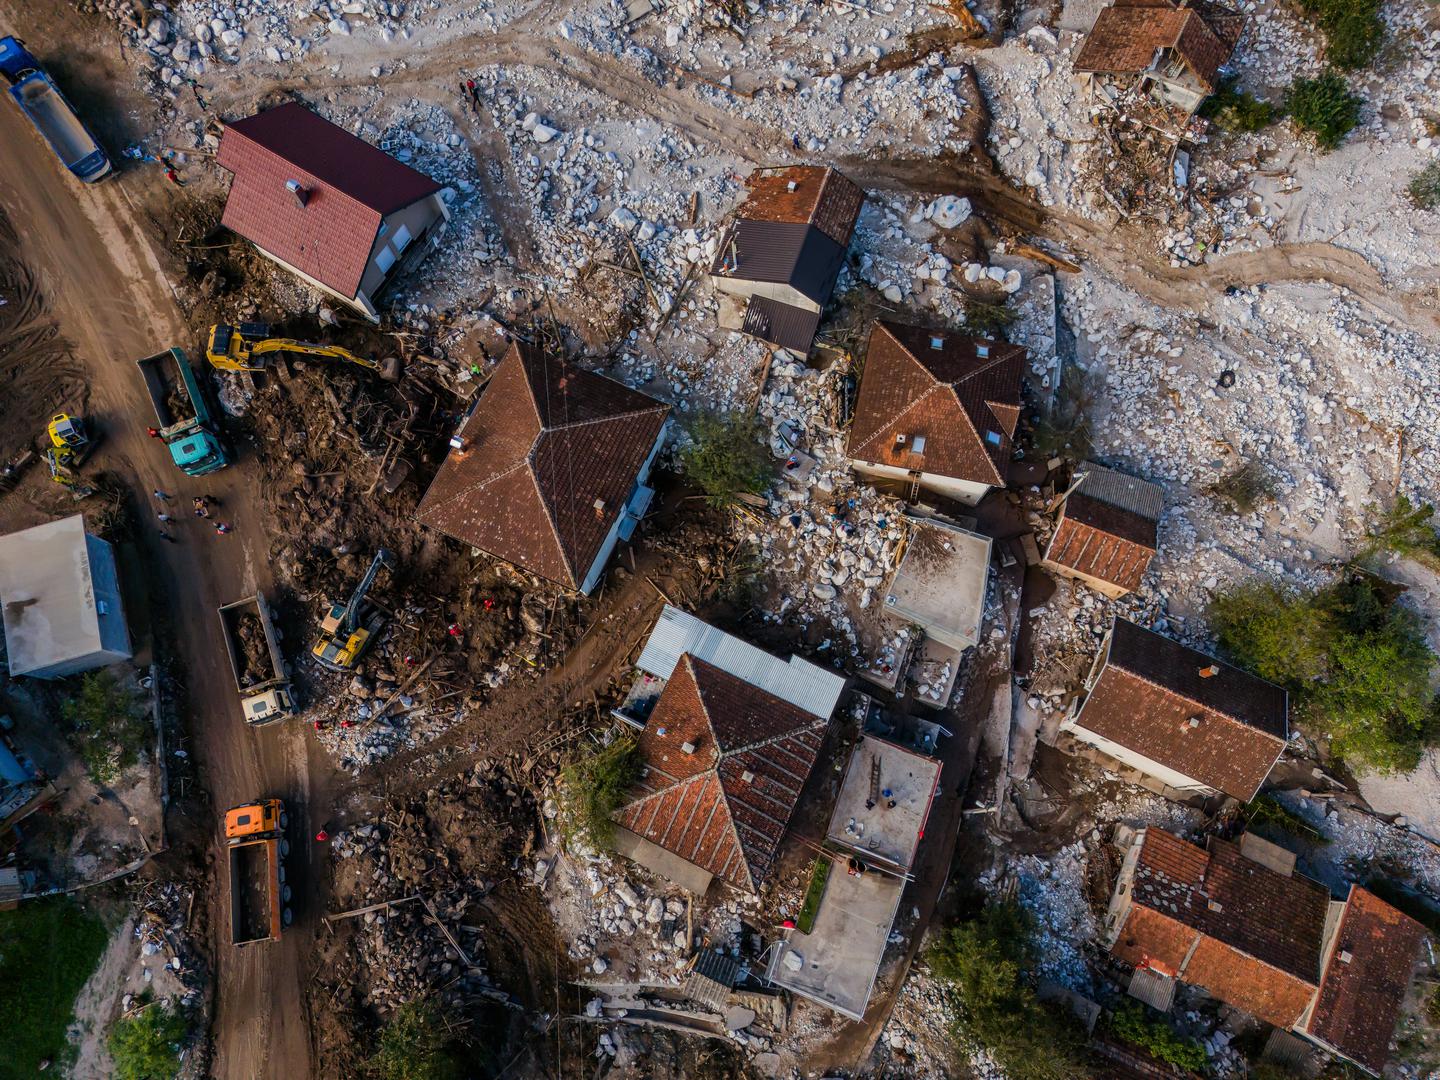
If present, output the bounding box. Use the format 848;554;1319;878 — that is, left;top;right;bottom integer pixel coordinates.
710;165;865;355
217;102;449;320
1061;617;1287;802
416;344;670;595
848;321;1024;506
1043;463;1164;597
1074;0;1245;115
1106;828;1427;1076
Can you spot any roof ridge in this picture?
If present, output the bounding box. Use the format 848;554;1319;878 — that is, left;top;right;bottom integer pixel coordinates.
535;401;670;434
716;714;828;759
419;458;532;515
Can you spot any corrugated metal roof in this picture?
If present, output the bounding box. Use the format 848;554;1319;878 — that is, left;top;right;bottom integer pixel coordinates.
635;606;846;720
711;219;846;304
1077;463;1165;521
741;295;821;353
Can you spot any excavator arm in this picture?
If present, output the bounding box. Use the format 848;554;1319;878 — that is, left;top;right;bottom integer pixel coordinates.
206;323;399;380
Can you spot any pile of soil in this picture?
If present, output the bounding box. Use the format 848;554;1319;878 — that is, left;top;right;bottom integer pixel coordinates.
233;611;270;687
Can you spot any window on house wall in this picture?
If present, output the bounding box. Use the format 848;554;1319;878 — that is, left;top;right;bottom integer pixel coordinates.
375;246;397;274
393;224;413;252
377;221;389;239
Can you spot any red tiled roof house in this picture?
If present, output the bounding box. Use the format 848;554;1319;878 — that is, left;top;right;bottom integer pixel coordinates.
1105;828;1427;1076
847;321;1024;506
1061;617;1287;802
610;607;847;896
1074;0;1246;115
216;102;450;320
416;343;670;595
710;165;865;355
1043;463;1164;598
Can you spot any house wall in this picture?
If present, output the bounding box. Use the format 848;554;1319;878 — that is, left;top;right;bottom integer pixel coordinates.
709;275;820;314
357;193;450;306
85;534;132;663
1102;830;1146;947
850;460;992;505
577;419;669;596
1058;715;1215;795
1040;558;1133;599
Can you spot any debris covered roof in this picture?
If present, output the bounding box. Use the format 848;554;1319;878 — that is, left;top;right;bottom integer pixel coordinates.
1074;0;1243;91
847;321;1024;486
614;654;829;892
1044;464;1164;593
736;165;865;247
216;102;443;299
1073;617;1287;800
415;343;669;590
1302;885;1428;1074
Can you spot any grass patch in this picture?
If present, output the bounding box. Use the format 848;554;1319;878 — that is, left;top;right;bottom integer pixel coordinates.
1199;79;1279;133
558;734;644;851
1285;71;1364;151
963;297;1017;339
1207;459;1279;514
0;897;111;1075
1210;575;1440;772
1244;793;1327;844
1107;1002;1207;1073
1410;162;1440;211
796;855;833;933
366;999;464;1080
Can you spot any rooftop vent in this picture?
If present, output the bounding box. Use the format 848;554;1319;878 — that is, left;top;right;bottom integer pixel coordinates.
911;435;927;454
1182;716;1202;731
1199;664;1220;678
741;770;755;783
593;497;607;515
285;178;309;208
976;343;990;358
786;179;797;192
894;432;908;445
656;726;668;737
1339;949;1353;964
680;741;696;755
1207;899;1223;912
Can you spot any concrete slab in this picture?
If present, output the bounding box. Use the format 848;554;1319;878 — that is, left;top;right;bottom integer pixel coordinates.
766;865;903;1020
827;736;941;873
611;825;714;895
883;516;991;651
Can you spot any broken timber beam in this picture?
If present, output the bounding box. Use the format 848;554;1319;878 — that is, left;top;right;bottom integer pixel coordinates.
323;895;420;931
1013;242;1082;274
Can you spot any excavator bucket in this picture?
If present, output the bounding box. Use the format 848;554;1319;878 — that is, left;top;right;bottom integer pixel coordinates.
378;356;402;383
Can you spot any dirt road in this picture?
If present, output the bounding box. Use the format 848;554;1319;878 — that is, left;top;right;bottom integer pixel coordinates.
0;62;326;1080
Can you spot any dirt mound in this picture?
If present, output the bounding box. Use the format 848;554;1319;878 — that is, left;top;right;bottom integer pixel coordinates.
233;612;271;686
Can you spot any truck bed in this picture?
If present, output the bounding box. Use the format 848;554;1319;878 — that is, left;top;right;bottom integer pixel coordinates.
229;839;279;945
220;596;284;690
137;351;198;428
14;77;97;167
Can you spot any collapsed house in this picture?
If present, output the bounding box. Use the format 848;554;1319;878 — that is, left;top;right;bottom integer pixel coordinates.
1105;827;1428;1076
767;732;941;1020
847;321;1024;505
216;101;450;320
1060;617;1288;803
1073;0;1245;115
610;606;846;897
1042;463;1164;598
416;343;670;595
0;515;132;679
709;165;865;354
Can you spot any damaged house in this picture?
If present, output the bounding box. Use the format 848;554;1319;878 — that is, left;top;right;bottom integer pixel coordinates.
709;165;865;355
416;343;670;595
1105;827;1428;1076
610;606;846;897
847;321;1024;505
1042;463;1164;598
1061;617;1287;803
1074;0;1245;115
216;101;450;320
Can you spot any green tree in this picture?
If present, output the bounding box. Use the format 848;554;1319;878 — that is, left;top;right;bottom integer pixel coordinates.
1285;72;1363;150
679;411;773;507
1359;496;1440;569
1209;576;1440;772
558;735;643;850
367;1000;462;1080
1295;0;1385;71
109;1003;188;1080
1107;1002;1207;1072
926;901;1089;1080
61;670;149;785
1199;79;1278;133
963;297;1017;338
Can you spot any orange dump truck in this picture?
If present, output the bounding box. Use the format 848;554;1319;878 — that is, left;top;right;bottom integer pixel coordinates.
225;798;292;947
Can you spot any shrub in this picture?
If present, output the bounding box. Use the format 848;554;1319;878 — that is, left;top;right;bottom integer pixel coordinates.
963;297;1017;338
1108;1003;1207;1073
61;670;149;785
558;734;643;850
679;411;773;508
1296;0;1385;70
926;900;1090;1080
1411;163;1440;211
109;1003;189;1080
1199;79;1278;133
1285;72;1363;150
1358;495;1440;569
1207;460;1278;514
367;1000;462;1080
1029;365;1099;462
1209;576;1440;772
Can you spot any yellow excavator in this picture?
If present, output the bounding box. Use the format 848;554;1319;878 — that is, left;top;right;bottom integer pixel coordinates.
206;323;401;382
44;413;97;498
311;548;396;672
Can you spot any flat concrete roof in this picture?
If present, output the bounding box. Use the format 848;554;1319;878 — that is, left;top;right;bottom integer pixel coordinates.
827;736;941;872
766;863;904;1020
883;516;991;651
0;516;104;676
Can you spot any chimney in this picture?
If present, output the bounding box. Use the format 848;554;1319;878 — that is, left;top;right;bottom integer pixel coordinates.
741;770;755;783
786;179;797;192
1181;716;1201;731
1338;949;1353;964
1199;664;1220;678
680;741;696;755
593;497;606;517
285;179;309;208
